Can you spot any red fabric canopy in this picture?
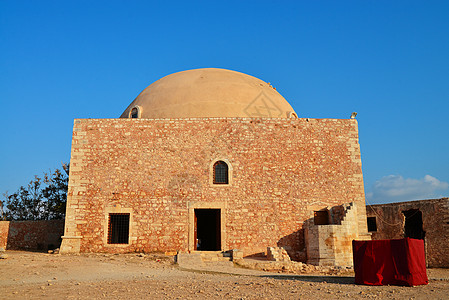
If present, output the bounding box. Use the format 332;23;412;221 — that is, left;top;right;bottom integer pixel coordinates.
352;238;428;286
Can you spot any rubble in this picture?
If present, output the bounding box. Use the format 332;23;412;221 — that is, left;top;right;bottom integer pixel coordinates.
266;247;291;262
234;258;353;275
0;247;7;259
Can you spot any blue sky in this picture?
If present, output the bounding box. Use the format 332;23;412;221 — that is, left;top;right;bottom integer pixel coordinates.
1;1;448;204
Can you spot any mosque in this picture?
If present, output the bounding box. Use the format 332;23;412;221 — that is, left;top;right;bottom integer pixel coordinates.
60;68;370;266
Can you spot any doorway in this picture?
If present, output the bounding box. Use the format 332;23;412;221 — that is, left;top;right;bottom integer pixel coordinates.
403;209;425;239
194;209;221;251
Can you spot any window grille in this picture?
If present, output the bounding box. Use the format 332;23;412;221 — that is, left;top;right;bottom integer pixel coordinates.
213;161;228;184
108;213;130;244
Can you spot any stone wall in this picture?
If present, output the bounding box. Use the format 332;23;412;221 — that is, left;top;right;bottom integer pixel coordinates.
0;220;64;251
61;117;368;260
305;202;371;267
366;198;449;268
0;222;8;248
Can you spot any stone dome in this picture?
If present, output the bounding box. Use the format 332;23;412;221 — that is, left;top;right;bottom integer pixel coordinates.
120;68;297;119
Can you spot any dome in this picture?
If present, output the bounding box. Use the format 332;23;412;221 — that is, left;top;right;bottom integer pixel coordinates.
120;68;297;119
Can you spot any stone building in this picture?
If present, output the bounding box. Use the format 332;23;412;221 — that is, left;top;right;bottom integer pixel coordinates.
366;198;449;268
60;68;370;265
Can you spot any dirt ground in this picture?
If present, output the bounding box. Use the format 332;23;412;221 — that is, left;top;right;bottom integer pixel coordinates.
1;251;448;299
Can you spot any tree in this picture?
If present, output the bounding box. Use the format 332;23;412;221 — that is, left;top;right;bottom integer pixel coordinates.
2;163;69;221
42;165;69;220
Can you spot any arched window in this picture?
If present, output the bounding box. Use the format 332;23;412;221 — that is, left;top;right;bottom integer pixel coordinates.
213;161;228;184
287;111;298;118
130;107;139;118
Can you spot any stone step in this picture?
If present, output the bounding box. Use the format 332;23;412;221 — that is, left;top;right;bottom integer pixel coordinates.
177;251;235;267
204;260;234;268
197;251;232;262
176;252;204;267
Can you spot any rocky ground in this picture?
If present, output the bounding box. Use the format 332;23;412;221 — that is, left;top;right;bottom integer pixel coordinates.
0;250;448;299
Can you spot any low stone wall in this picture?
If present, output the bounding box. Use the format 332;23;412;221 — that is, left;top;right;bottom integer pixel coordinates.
0;220;65;251
366;198;449;268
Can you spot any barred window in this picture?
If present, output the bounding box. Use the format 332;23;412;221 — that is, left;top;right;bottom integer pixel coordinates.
213;161;228;184
108;213;130;244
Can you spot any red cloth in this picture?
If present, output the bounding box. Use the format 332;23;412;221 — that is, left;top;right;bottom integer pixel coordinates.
353;238;428;286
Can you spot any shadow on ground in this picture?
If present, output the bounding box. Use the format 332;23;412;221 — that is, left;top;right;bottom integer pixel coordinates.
261;274;355;284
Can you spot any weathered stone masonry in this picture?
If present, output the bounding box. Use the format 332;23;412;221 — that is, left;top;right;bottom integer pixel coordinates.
61;117;368;260
366;198;449;268
0;220;64;251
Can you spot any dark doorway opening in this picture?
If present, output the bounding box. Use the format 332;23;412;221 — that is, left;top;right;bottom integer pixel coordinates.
403;209;425;239
314;210;329;225
194;209;221;251
367;217;377;232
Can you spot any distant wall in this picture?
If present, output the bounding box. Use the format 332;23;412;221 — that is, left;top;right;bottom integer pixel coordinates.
366;198;449;268
0;220;64;251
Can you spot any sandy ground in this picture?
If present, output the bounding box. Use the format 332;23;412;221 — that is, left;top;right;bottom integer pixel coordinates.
1;251;448;299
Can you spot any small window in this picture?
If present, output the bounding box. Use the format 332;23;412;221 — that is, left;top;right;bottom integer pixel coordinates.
367;217;377;232
314;210;329;225
213;161;228;184
287;111;298;118
130;107;139;118
108;213;130;244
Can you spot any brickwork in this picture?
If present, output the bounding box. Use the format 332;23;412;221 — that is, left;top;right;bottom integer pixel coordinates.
0;220;64;250
366;198;449;268
61;117;368;261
